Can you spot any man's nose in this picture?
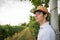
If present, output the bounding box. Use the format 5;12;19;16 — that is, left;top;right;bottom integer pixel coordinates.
34;15;37;17
35;14;38;17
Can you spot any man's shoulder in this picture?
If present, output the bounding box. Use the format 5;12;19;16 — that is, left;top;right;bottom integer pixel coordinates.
44;24;55;33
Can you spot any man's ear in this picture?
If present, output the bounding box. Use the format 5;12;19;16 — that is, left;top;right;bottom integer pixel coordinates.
44;14;47;18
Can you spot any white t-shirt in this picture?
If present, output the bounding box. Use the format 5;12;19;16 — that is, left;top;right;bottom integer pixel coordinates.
37;22;56;40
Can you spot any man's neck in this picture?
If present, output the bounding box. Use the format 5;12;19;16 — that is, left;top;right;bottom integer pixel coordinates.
39;19;47;26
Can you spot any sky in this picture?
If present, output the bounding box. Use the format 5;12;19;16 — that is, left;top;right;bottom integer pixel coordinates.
0;0;60;25
0;0;34;25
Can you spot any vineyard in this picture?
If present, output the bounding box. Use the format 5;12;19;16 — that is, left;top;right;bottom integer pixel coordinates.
0;24;26;40
0;14;60;40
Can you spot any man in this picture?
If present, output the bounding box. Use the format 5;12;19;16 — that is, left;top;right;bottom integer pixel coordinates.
33;6;56;40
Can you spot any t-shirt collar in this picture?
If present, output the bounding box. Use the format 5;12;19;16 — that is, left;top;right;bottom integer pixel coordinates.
40;22;49;29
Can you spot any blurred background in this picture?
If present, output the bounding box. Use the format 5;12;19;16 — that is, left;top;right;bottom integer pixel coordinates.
0;0;60;40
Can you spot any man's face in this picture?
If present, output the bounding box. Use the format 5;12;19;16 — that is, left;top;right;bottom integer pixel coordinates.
34;11;44;22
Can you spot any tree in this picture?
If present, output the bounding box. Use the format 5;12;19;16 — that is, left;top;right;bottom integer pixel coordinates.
20;0;50;13
26;16;40;40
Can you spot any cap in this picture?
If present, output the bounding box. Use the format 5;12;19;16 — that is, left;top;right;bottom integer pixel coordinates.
34;6;49;14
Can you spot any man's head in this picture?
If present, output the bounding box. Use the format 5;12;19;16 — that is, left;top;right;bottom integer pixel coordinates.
33;6;49;22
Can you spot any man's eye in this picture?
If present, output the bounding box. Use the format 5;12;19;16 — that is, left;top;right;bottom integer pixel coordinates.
37;13;40;15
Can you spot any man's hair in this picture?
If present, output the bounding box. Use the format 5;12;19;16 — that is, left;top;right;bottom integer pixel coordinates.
42;11;49;21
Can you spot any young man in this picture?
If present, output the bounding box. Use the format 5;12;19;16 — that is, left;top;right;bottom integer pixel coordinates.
33;6;56;40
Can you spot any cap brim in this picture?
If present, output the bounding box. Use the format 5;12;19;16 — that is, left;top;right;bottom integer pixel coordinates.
33;10;49;14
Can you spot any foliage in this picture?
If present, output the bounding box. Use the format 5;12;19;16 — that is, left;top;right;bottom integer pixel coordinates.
0;24;25;40
20;0;50;13
30;0;49;13
27;16;40;39
31;0;49;7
